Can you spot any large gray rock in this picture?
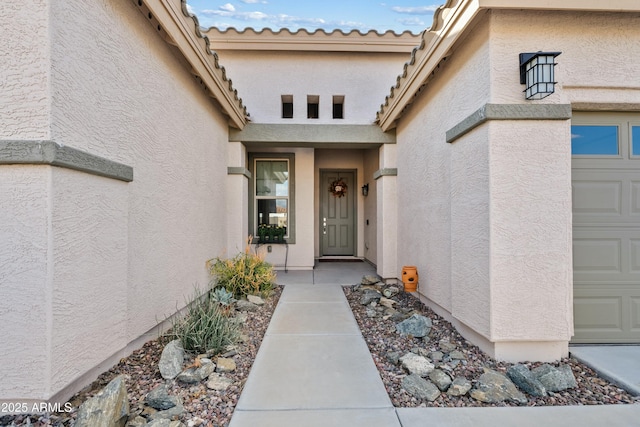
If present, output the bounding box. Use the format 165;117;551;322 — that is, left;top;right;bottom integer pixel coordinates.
360;289;382;305
247;295;264;305
146;419;186;427
396;314;432;338
146;384;180;410
361;275;382;285
177;358;215;384
507;364;547;397
159;340;185;380
149;403;185;421
207;373;233;391
470;369;527;404
382;286;399;298
532;364;577;392
401;374;441;401
438;339;457;353
400;352;435;376
429;369;453;391
447;377;472;396
236;300;259;312
75;375;129;427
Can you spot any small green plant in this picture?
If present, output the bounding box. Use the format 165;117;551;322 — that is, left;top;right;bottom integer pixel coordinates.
211;287;236;310
170;287;240;354
207;239;276;298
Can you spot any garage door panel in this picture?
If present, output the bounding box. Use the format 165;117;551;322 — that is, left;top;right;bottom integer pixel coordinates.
632;297;640;332
572;180;621;215
631;182;640;215
573;238;621;273
574;295;623;330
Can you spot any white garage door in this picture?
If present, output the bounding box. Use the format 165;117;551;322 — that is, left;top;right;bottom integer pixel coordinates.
572;112;640;343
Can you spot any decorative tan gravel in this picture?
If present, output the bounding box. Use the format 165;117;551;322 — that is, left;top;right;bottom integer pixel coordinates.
344;285;639;408
1;286;282;427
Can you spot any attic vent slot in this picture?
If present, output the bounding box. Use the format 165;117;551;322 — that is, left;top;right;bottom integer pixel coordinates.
307;95;319;119
282;95;293;119
332;95;344;119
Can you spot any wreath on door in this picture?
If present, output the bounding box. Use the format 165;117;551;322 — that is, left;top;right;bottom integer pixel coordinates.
329;178;348;198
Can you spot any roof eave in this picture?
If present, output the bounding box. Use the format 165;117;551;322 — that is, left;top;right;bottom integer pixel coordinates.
133;0;248;129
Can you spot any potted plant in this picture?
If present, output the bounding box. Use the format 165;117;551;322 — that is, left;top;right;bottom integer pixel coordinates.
274;226;286;242
257;224;268;242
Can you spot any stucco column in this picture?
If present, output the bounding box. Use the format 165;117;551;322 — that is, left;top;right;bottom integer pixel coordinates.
227;141;249;254
376;144;398;280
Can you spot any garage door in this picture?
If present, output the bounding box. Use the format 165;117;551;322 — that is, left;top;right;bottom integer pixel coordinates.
572;112;640;343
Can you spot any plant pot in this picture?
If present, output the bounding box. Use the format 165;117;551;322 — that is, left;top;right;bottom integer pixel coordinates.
402;266;418;292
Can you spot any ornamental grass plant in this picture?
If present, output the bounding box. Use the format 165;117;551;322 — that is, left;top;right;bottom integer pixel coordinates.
169;286;241;354
206;238;275;299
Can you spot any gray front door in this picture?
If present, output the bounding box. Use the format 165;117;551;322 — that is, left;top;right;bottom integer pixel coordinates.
321;170;355;256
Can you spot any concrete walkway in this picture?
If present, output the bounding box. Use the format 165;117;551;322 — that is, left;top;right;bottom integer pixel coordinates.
230;263;640;427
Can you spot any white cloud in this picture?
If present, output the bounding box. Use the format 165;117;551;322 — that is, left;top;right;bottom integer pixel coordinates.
391;5;439;15
240;0;268;3
220;3;236;12
397;17;425;26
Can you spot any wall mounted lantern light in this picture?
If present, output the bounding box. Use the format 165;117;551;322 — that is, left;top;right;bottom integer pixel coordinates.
362;183;369;196
519;51;561;100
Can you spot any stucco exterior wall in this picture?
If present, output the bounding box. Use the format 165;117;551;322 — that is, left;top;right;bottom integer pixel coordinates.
213;50;410;124
0;1;50;140
396;19;491;330
395;12;576;361
363;148;379;265
1;0;231;402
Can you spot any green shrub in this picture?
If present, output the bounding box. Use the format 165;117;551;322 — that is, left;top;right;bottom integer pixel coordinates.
207;243;275;298
170;287;240;354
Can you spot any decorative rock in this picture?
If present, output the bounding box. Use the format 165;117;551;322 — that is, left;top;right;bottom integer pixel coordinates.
365;307;378;318
507;364;547;397
236;300;258;312
532;364;577;392
382;286;399;298
75;375;129;427
399;352;435;376
410;347;430;358
449;350;466;360
447;377;472;396
386;351;401;365
177;358;215;383
247;295;265;305
216;357;237;373
207;373;234;391
470;369;527;404
361;275;381;285
150;403;185;421
159;340;185;380
146;420;171;427
429;351;444;362
429;369;452;391
396;314;432;338
401;374;441;401
438;339;456;353
360;289;382;305
146;384;180;410
379;297;396;309
125;416;147;427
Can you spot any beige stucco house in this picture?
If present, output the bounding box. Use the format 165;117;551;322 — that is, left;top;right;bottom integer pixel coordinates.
1;0;639;406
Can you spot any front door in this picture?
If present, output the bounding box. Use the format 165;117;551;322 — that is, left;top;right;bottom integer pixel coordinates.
321;170;356;256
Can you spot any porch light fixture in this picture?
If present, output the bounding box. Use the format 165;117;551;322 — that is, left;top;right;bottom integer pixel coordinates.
362;183;369;196
519;51;561;100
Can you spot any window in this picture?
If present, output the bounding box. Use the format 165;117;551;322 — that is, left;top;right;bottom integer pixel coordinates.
307;95;319;119
249;154;296;242
282;95;293;119
571;125;619;155
332;95;344;119
632;126;640;156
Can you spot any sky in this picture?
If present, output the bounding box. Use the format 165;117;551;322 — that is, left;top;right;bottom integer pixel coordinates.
185;0;443;34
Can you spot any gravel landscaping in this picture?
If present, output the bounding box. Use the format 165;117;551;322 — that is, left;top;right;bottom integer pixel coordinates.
1;286;282;427
344;283;640;407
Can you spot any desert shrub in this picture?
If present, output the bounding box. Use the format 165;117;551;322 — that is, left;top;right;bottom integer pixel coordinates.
170;287;240;354
207;242;275;298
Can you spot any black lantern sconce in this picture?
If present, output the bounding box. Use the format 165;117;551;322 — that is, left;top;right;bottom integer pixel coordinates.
361;183;369;197
519;51;561;100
